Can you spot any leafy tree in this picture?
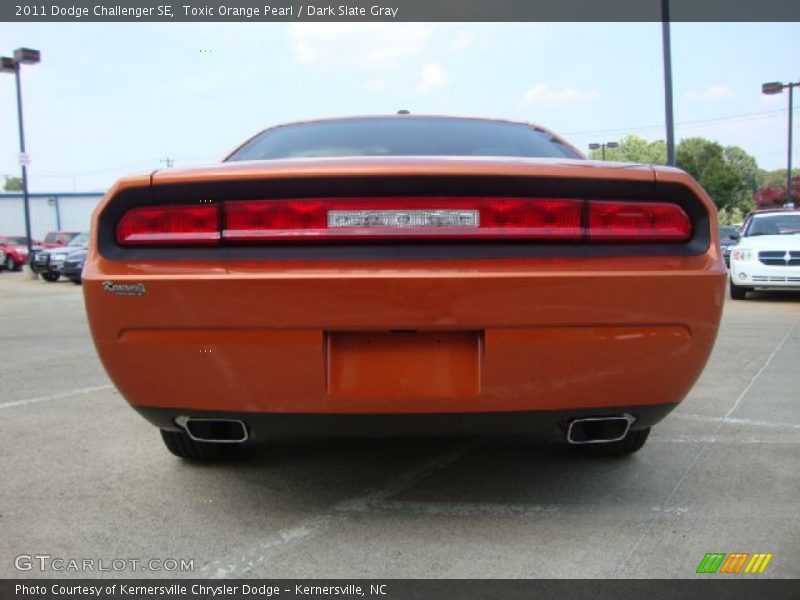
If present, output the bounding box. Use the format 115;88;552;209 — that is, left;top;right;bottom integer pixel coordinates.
3;176;22;191
723;146;758;212
588;135;666;164
754;175;800;209
717;206;748;226
676;138;741;212
757;168;797;189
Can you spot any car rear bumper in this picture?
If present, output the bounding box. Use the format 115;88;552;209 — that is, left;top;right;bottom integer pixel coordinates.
84;262;725;416
137;403;677;441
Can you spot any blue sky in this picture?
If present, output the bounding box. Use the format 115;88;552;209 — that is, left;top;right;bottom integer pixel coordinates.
0;21;798;192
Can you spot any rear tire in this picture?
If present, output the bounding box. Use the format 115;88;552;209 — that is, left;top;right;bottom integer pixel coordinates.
4;256;15;271
42;272;60;282
573;427;650;457
729;279;749;300
160;429;236;461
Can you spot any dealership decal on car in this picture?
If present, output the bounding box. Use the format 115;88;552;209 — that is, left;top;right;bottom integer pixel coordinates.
102;281;146;296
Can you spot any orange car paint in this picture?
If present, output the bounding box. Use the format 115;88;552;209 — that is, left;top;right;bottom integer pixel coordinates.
83;157;726;418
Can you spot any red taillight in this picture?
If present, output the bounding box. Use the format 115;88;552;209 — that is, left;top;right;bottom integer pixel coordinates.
223;197;582;241
117;204;220;246
588;201;691;241
115;197;692;245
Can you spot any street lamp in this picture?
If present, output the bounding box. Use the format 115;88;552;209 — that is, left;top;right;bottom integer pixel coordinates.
1;47;41;275
762;80;799;208
588;141;619;161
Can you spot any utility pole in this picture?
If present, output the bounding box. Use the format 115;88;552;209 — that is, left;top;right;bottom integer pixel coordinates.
1;48;41;278
160;157;175;168
662;0;676;166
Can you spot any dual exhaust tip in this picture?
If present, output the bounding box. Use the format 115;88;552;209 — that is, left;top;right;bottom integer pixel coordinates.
566;414;634;444
175;416;248;443
173;414;634;445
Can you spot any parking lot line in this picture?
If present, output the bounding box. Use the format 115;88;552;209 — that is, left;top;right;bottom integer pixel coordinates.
670;413;800;430
200;441;480;578
337;500;560;517
609;322;798;579
0;384;113;410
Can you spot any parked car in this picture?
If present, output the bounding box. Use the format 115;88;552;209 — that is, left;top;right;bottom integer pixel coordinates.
729;209;800;299
83;115;725;461
34;233;89;282
718;225;740;268
0;235;36;271
30;231;81;274
41;230;80;248
61;248;87;284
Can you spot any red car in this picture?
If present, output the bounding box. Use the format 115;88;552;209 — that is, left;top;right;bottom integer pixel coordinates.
40;231;81;249
0;236;35;271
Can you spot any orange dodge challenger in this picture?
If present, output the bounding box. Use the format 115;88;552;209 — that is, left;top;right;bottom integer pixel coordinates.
84;115;726;460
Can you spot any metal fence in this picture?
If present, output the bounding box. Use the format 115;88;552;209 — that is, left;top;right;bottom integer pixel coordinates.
0;193;104;239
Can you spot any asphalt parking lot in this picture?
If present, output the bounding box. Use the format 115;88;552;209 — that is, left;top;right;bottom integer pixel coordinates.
1;273;798;580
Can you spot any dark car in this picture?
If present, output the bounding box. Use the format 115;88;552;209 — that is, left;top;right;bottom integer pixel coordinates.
719;225;740;268
61;248;87;284
34;233;89;282
30;231;81;274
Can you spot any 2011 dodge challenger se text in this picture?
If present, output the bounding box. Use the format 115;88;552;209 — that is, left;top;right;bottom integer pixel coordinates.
83;115;727;460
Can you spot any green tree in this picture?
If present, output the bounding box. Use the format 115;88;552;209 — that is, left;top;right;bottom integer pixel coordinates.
3;176;22;191
723;145;758;213
588;135;666;164
676;138;740;211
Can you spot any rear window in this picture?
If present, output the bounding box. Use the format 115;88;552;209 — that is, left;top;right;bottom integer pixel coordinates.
227;117;580;161
45;232;79;244
2;236;28;245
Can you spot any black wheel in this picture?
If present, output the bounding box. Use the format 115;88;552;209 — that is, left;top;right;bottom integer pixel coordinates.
4;256;15;271
729;279;749;300
160;429;236;461
69;278;82;285
42;272;60;282
573;427;651;457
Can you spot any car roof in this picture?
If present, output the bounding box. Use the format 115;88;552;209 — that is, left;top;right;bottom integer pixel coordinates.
747;208;800;217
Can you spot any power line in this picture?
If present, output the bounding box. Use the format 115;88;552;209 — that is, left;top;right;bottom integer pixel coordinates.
563;105;800;137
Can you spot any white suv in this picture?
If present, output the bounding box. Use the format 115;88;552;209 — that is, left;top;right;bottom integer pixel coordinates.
729;209;800;299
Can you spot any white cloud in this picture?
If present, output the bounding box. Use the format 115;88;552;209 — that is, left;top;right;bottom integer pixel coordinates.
685;84;734;101
364;78;387;94
416;63;449;95
287;23;433;70
450;30;477;52
520;83;600;107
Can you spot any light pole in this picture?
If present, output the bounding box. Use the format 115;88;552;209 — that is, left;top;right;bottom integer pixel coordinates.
589;141;619;161
662;0;675;166
762;80;799;207
1;48;41;276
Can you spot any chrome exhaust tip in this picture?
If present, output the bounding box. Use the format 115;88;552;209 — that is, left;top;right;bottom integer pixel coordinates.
175;416;248;443
566;414;634;444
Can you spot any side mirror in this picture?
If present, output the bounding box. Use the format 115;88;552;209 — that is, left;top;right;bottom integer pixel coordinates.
729;231;740;241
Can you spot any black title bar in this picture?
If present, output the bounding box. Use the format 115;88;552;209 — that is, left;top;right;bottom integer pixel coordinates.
3;579;800;600
4;0;800;22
